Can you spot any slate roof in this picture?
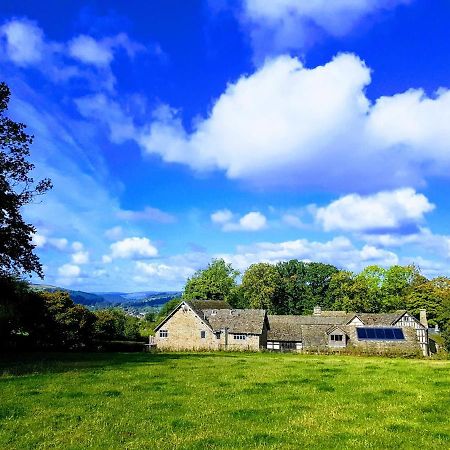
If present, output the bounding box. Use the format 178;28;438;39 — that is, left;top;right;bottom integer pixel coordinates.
203;309;267;334
267;316;304;341
267;310;414;343
355;311;407;326
186;300;231;316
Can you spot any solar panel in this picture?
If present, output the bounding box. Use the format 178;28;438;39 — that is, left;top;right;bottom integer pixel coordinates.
356;327;405;340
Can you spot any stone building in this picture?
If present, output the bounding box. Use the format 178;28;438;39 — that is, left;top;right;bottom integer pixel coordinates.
267;306;430;356
154;300;269;351
154;301;431;356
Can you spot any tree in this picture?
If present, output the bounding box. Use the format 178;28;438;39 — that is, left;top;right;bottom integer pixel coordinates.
305;262;339;310
0;82;52;278
382;265;419;311
38;291;96;349
241;263;280;312
183;259;239;303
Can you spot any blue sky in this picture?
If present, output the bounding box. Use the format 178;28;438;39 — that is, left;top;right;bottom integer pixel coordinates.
2;0;450;292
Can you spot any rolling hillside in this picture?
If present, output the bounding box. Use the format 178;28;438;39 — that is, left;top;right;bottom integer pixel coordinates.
31;284;181;311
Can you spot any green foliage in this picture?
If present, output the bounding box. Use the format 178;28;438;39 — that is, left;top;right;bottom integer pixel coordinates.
1;352;450;449
241;263;280;312
274;260;339;314
93;308;142;341
183;259;239;303
0;82;52;278
156;297;182;322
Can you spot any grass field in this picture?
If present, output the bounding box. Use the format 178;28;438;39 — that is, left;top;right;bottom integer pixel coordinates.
1;352;450;449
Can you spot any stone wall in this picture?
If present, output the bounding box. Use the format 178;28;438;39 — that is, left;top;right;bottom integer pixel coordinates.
345;326;421;355
155;306;219;351
225;333;260;351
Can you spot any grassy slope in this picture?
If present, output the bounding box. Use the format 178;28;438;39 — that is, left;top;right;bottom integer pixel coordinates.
1;352;450;449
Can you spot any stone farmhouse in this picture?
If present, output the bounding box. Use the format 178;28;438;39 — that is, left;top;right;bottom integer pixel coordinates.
154;301;432;356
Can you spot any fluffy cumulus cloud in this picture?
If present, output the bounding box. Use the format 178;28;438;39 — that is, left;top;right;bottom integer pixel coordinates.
116;53;450;192
106;237;159;260
316;188;435;232
57;263;81;278
240;0;411;57
219;236;399;272
211;209;267;231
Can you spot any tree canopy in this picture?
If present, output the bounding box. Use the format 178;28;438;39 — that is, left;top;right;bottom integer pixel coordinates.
0;82;52;278
183;258;240;303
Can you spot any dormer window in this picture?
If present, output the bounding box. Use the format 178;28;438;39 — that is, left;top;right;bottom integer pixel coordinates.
211;309;217;316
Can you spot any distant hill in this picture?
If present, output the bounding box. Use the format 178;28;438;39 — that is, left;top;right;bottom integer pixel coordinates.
31;284;181;311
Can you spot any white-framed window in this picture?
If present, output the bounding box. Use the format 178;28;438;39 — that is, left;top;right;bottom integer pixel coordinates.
159;330;168;338
330;334;343;342
233;334;246;340
200;330;206;339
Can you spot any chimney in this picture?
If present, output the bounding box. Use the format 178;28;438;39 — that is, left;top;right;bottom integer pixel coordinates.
419;309;428;328
313;306;322;316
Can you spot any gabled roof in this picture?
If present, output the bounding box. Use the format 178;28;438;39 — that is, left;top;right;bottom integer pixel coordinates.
154;300;214;332
326;325;348;335
203;309;267;334
186;300;231;317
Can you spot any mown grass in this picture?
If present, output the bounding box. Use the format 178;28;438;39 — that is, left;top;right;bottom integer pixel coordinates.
1;352;450;449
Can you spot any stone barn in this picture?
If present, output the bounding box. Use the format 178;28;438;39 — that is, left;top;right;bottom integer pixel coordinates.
154;300;269;351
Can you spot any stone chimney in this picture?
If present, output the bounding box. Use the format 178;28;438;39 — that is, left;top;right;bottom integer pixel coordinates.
419;309;428;328
313;306;322;316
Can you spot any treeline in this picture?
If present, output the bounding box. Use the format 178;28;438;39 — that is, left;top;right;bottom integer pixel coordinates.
0;277;156;351
181;259;450;348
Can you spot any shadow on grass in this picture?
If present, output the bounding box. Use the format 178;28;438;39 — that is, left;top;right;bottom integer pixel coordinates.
0;351;232;377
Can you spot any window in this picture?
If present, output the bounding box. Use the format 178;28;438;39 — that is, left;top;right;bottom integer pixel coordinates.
200;330;206;339
159;330;168;338
356;327;404;340
281;342;296;350
330;334;343;342
233;334;246;340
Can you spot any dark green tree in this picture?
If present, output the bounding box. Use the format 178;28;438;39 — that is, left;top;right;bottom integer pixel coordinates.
183;259;239;303
275;260;312;314
0;82;52;278
241;263;280;312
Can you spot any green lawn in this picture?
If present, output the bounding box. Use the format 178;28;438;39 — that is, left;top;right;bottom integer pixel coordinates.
1;352;450;449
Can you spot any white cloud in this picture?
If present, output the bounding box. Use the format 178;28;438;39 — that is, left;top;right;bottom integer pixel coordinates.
0;19;45;66
211;210;267;231
105;226;123;241
71;241;84;252
282;213;306;229
72;250;90;265
49;237;69;250
240;0;411;58
134;261;196;283
122;52;450;191
75;94;137;143
0;19;143;88
316;188;434;232
218;236;399;272
32;233;47;248
57;263;81;278
68;35;113;67
117;206;176;223
102;255;113;264
107;237;158;260
211;209;234;224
